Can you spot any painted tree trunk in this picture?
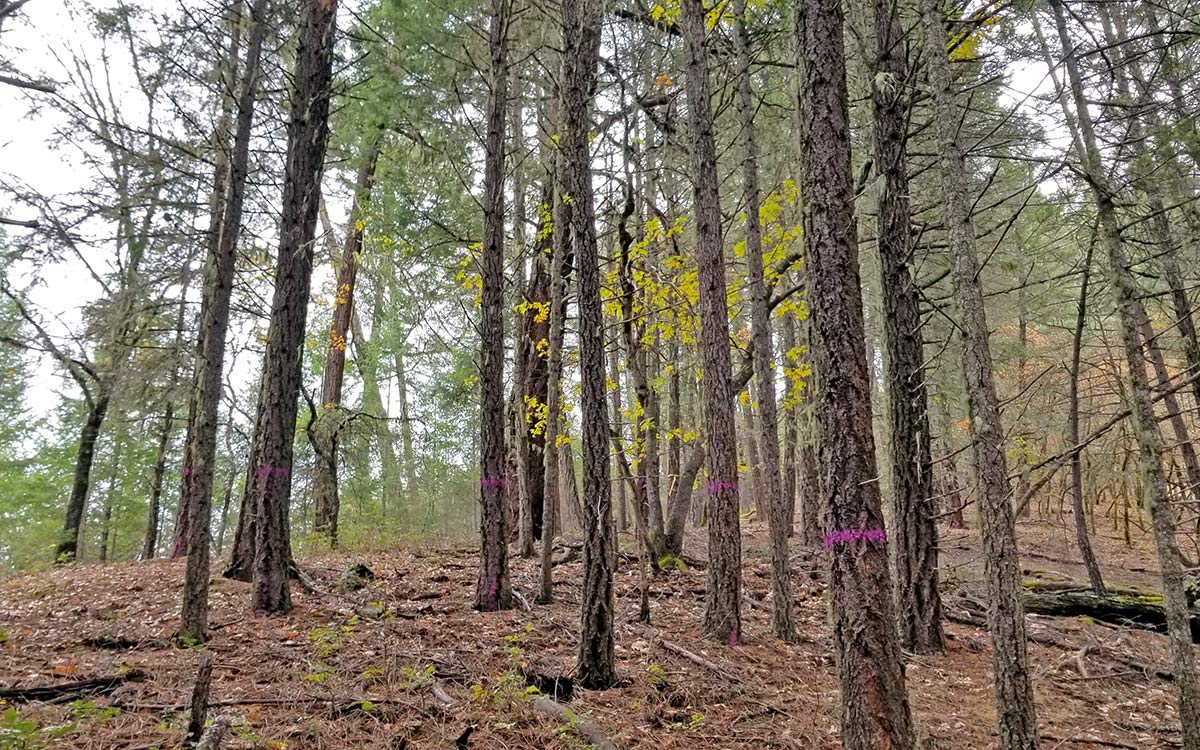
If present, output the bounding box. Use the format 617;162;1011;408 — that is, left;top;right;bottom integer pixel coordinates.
475;0;513;613
800;0;915;743
245;0;339;615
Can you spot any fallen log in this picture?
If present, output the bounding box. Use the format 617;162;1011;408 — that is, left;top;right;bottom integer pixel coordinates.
532;697;620;750
0;671;144;703
1020;592;1200;643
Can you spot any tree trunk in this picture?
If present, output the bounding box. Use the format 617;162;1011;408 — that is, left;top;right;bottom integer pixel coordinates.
1067;234;1105;596
920;0;1038;745
799;0;915;744
313;144;381;546
539;166;566;605
176;0;269;639
870;0;942;653
732;0;792;641
174;0;267;560
351;281;401;516
780;298;799;538
246;0;339;615
475;0;513;613
560;0;616;689
1048;1;1200;742
680;0;741;645
142;403;175;560
57;391;110;563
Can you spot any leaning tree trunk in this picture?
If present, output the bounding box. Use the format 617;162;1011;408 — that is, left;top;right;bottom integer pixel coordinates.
313;143;381;547
870;0;942;653
561;0;616;690
1049;0;1200;742
1066;234;1105;596
680;0;741;645
920;0;1039;745
56;390;110;563
475;0;513;613
245;0;339;615
799;0;915;744
732;0;793;642
174;0;266;560
176;0;270;640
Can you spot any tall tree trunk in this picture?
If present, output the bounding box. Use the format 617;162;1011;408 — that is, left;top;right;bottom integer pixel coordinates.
870;0;942;653
539;169;566;605
680;0;741;645
174;0;265;559
245;0;339;615
351;281;401;516
313;144;381;546
475;0;513;613
800;0;915;744
733;0;793;640
176;0;269;640
561;0;616;689
1067;234;1105;596
1048;1;1200;741
920;0;1039;745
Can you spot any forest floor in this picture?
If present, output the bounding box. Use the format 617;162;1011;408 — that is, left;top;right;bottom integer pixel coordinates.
0;519;1190;749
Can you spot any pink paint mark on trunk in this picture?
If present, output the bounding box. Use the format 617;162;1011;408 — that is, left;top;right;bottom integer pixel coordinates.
729;627;738;647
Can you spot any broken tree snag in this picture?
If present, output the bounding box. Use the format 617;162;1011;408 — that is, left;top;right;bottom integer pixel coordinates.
185;652;215;747
195;715;231;750
0;671;144;703
533;696;621;750
1020;592;1200;642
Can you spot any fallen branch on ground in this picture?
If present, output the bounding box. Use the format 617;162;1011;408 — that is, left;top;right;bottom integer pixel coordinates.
0;671;144;703
532;696;621;750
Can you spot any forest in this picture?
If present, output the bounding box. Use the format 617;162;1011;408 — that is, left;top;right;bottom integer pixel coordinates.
1;0;1200;746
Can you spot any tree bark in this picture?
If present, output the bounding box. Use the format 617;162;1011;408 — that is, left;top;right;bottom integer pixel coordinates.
680;0;741;645
870;0;942;653
176;0;269;639
475;0;513;612
246;0;339;615
561;0;616;689
174;0;266;559
142;402;174;560
920;0;1039;745
800;0;915;743
57;391;110;562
